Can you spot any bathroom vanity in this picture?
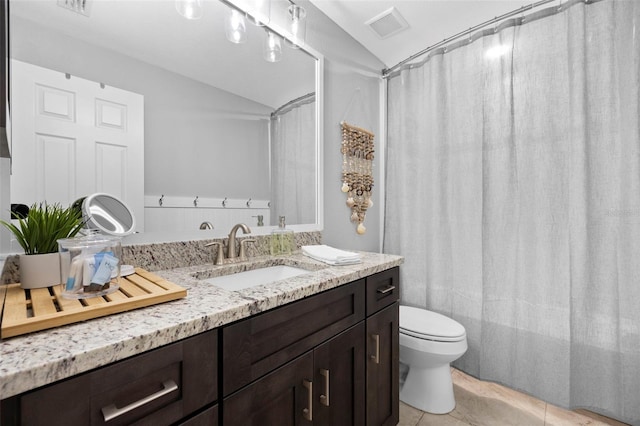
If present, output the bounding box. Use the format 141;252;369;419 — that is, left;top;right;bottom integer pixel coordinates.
0;251;402;426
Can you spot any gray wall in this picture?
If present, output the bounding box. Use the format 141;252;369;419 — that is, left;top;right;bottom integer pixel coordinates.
301;1;385;252
11;16;271;200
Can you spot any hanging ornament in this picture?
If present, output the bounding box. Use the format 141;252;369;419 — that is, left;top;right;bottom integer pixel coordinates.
340;121;375;234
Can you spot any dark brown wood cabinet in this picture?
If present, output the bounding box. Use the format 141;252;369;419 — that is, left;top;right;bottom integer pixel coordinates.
313;323;366;426
366;304;399;426
223;323;366;426
223;351;315;426
1;267;400;426
223;280;366;396
365;268;400;426
222;267;399;426
1;330;218;426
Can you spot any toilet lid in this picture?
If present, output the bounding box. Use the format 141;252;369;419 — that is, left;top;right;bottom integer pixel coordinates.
400;306;466;342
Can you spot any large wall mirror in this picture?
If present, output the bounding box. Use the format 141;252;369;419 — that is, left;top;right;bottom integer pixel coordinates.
7;0;323;241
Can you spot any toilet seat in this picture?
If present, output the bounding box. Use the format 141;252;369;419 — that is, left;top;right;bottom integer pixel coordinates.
400;306;466;342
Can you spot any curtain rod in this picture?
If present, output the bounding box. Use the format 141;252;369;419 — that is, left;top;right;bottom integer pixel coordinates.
271;92;315;117
382;0;557;77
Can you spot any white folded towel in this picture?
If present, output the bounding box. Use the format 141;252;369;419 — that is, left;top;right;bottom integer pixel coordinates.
301;245;362;265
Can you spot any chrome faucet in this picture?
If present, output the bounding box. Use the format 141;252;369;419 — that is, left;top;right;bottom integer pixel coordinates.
227;223;251;259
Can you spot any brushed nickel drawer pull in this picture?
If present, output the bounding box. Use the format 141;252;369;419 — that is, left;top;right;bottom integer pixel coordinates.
319;369;330;406
101;379;178;422
302;379;313;421
377;285;396;295
371;334;380;364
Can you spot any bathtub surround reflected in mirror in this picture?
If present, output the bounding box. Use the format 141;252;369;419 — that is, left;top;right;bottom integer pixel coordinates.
7;0;322;239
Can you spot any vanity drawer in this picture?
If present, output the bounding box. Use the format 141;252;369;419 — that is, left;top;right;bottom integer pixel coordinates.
366;267;400;316
223;280;365;396
17;330;218;426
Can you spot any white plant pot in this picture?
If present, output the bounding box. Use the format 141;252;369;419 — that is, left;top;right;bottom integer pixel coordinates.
19;253;62;289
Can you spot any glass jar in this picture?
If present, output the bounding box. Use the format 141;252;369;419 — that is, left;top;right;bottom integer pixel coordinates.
57;232;122;299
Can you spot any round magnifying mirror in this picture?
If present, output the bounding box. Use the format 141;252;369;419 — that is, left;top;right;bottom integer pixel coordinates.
74;193;136;236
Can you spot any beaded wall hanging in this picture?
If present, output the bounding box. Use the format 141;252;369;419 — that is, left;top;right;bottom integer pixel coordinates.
340;121;374;235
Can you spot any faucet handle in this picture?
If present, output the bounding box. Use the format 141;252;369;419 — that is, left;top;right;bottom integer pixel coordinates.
205;241;225;265
239;238;257;261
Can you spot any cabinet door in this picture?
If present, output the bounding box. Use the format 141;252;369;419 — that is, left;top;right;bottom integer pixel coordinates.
366;303;399;426
223;352;314;426
313;323;365;426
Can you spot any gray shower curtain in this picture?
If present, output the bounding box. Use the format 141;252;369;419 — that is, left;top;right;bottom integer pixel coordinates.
270;95;316;225
384;0;640;423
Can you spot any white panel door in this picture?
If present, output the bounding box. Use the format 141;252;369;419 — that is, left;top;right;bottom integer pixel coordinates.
11;60;145;231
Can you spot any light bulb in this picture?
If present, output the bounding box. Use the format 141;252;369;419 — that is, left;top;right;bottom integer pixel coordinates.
225;9;247;44
175;0;203;20
264;32;282;62
287;4;306;48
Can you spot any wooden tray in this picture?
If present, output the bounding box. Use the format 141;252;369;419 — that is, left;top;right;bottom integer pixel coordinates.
0;268;187;339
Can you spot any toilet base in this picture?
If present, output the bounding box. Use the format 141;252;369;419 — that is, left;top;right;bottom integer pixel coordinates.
400;364;455;414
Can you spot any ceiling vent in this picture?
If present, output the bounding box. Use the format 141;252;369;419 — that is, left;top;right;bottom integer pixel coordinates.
57;0;92;17
365;7;409;40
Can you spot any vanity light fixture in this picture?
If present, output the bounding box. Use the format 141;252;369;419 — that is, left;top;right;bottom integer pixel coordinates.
175;0;203;20
287;3;307;48
264;31;283;62
225;9;247;44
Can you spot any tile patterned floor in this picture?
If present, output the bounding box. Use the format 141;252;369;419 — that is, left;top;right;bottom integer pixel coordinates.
399;369;630;426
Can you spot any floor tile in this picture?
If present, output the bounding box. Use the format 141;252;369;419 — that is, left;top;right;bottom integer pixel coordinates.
399;401;424;426
399;369;627;426
417;412;470;425
545;403;623;426
572;409;630;426
448;383;545;426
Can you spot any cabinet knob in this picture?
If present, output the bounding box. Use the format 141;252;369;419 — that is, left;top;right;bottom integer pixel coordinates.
101;379;178;422
377;284;396;295
319;369;330;407
302;379;313;421
370;334;380;364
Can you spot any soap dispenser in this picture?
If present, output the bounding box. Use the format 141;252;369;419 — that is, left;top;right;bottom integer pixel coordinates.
270;216;294;255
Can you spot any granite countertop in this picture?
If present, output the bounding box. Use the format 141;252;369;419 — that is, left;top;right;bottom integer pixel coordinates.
0;251;403;400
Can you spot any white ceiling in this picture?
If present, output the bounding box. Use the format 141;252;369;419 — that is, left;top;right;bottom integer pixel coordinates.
309;0;536;68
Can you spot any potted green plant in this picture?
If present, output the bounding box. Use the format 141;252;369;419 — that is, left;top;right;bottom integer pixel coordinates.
1;202;85;289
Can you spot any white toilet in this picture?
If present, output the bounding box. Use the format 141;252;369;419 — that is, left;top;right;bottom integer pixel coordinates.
399;305;468;414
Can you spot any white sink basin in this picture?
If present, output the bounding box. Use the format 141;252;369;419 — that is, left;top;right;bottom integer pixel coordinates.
202;265;311;291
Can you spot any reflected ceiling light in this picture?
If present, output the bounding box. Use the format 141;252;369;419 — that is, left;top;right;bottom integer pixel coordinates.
264;31;283;63
225;9;247;44
175;0;203;20
287;3;307;49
